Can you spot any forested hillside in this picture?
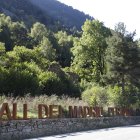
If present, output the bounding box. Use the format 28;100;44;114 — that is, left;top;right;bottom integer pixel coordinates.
0;0;140;108
0;0;92;31
30;0;93;30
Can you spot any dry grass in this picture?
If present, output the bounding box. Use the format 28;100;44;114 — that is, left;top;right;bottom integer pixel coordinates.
0;94;88;119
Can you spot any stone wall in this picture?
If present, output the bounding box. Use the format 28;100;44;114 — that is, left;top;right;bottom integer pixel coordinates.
1;117;140;140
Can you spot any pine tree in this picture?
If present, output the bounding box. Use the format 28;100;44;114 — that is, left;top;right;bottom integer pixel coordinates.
105;23;140;105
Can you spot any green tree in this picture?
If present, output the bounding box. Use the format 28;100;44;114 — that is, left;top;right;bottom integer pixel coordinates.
0;14;13;50
0;42;6;69
30;22;49;44
105;22;140;106
38;37;56;62
72;20;110;82
82;85;109;106
0;42;6;55
55;31;73;67
0;62;39;96
10;22;34;48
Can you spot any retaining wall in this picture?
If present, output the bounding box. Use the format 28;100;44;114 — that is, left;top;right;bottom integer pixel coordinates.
1;116;140;140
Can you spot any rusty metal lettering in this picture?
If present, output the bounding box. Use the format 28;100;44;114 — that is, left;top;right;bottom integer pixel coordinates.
49;105;61;118
108;107;115;116
12;103;17;120
0;103;139;120
78;106;84;118
0;103;12;120
23;104;28;120
38;104;49;119
69;106;78;118
83;106;91;117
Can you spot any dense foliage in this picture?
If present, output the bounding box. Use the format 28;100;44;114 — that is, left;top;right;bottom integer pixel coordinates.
0;11;140;107
0;0;92;31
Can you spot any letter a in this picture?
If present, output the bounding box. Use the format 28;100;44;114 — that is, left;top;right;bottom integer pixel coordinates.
0;103;12;120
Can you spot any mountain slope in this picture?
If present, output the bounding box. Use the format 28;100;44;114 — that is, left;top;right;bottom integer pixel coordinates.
29;0;93;30
0;0;53;27
0;0;93;30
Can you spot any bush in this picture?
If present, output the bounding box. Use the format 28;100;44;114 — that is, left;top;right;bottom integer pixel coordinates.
82;85;109;106
107;85;140;107
0;67;39;96
107;85;123;107
61;74;81;97
38;71;64;96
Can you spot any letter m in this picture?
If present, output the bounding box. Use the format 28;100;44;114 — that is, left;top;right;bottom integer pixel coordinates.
69;106;78;118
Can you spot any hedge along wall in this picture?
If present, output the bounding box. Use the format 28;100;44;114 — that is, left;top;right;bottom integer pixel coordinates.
1;117;140;140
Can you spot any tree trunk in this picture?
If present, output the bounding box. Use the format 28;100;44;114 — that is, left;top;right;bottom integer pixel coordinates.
121;74;125;95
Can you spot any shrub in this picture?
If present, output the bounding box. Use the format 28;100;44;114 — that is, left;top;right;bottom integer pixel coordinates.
107;85;123;107
0;68;39;96
107;85;140;107
82;85;109;106
38;71;64;96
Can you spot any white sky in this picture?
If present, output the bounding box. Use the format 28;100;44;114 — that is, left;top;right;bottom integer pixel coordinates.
57;0;140;39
